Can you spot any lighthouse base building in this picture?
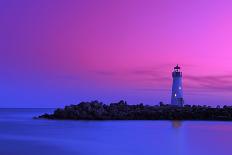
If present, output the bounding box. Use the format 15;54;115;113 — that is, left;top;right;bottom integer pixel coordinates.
171;65;184;107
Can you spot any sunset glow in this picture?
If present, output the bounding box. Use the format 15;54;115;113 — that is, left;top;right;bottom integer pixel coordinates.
1;0;232;107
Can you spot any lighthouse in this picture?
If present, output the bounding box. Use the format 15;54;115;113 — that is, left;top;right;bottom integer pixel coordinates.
171;65;184;107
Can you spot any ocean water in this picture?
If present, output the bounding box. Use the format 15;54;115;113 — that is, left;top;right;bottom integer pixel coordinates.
0;109;232;155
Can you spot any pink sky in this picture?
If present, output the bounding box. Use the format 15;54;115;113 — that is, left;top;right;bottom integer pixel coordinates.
1;0;232;107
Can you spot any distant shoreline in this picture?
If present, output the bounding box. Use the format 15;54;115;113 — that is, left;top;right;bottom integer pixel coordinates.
37;100;232;121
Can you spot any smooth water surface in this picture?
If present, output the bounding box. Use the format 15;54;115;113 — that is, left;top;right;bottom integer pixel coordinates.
0;108;232;155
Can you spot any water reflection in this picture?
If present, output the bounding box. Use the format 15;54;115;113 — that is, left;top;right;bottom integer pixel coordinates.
172;120;182;128
1;109;232;155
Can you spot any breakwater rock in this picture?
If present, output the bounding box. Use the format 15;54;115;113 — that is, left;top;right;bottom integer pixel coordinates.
38;100;232;121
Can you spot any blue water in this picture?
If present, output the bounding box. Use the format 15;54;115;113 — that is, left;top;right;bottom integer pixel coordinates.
0;109;232;155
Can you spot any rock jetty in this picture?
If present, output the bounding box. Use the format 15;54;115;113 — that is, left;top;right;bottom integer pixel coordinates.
38;100;232;121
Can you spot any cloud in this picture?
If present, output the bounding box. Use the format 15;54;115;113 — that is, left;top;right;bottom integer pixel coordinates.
135;88;169;92
93;66;232;93
130;66;232;92
185;74;232;92
95;71;115;76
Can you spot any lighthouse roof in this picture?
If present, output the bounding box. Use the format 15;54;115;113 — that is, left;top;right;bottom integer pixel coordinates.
174;65;180;70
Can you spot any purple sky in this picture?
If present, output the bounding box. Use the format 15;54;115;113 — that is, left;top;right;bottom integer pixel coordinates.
1;0;232;107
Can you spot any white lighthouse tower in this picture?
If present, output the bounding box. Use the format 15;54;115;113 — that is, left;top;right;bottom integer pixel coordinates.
171;65;184;107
